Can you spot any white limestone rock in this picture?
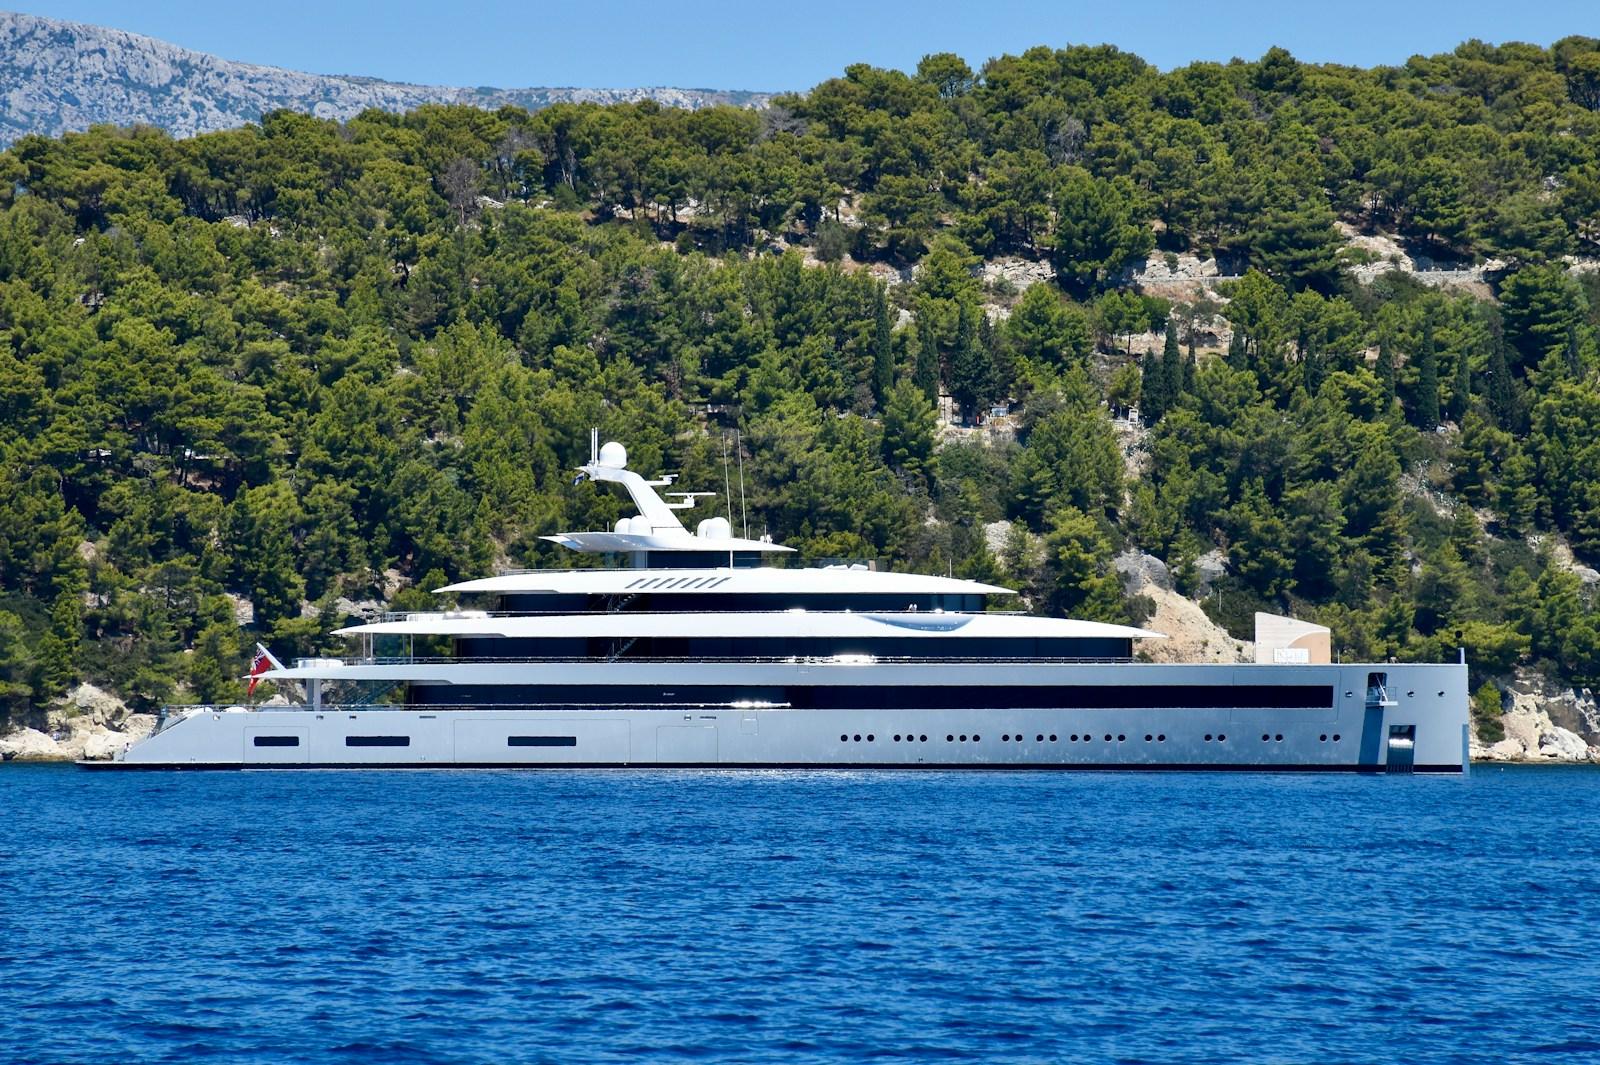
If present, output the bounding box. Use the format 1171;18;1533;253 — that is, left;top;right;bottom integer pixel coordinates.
1193;550;1229;594
0;727;66;761
1113;550;1174;593
1538;726;1590;762
225;592;254;626
1115;550;1250;665
983;520;1014;561
981;257;1055;293
81;728;134;761
65;682;128;726
1485;738;1527;761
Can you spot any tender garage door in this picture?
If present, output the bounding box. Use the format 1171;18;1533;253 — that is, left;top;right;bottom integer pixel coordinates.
655;725;718;764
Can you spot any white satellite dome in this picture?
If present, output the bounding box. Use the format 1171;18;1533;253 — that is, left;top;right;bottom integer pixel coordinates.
597;441;628;469
696;516;732;540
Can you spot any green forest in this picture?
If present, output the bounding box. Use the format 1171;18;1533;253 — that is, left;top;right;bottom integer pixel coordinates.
2;38;1600;735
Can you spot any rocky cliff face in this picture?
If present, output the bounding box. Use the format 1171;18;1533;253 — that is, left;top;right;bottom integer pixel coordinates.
0;12;769;145
0;684;154;761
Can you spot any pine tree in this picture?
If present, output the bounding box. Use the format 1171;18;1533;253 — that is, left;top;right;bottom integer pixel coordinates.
37;591;81;697
881;378;937;482
1499;444;1538;534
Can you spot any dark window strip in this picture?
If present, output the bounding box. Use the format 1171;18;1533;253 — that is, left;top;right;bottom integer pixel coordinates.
346;735;411;747
507;736;578;747
411;684;1335;711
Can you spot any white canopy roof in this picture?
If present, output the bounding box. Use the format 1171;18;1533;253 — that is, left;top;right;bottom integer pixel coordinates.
336;610;1162;641
438;567;1014;598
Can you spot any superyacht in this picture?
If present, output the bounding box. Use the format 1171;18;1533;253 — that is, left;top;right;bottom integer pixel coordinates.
94;438;1469;772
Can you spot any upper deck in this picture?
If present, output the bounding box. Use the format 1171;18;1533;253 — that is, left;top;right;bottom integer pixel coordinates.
440;565;1012;602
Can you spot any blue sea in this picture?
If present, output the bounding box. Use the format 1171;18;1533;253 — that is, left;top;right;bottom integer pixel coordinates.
2;765;1598;1064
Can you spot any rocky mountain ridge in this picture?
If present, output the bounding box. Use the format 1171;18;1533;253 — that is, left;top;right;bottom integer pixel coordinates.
0;11;769;145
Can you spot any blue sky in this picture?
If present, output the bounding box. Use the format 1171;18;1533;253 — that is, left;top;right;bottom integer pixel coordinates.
19;1;1600;91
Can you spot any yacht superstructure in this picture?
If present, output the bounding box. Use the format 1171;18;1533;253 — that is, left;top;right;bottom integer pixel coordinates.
94;440;1470;772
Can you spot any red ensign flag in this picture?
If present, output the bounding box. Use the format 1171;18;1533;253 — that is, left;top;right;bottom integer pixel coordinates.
247;644;274;697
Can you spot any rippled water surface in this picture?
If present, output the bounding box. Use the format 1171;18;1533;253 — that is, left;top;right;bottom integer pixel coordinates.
3;765;1599;1064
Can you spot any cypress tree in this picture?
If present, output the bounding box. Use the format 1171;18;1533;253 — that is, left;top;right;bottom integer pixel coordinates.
1141;347;1167;422
1184;322;1198;391
1486;332;1517;431
1226;328;1248;370
949;304;992;421
913;314;940;401
1161;319;1183;406
1376;336;1397;401
1450;346;1472;423
1415;322;1441;428
871;286;893;410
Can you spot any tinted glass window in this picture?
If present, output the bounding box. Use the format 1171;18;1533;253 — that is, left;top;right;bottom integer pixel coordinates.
345;736;410;747
507;736;578;747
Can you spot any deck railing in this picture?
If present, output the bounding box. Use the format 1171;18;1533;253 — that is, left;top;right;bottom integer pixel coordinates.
294;654;1137;668
372;608;1029;623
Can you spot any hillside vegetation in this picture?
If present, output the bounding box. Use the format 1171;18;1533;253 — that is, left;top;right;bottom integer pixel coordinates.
2;39;1599;724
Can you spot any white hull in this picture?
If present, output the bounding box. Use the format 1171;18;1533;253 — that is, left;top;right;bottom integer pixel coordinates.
101;662;1470;772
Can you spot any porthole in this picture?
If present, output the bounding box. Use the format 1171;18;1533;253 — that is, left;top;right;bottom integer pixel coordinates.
1117;734;1126;742
854;734;862;742
1002;734;1011;742
1262;734;1270;742
1144;734;1153;742
1333;734;1341;741
1319;734;1328;742
1407;690;1415;698
1437;691;1445;697
1274;734;1283;741
1205;734;1213;742
947;734;955;742
1015;734;1023;743
1049;734;1057;742
1069;734;1078;741
920;735;928;742
972;734;980;742
894;734;902;742
1218;734;1226;741
1157;734;1166;742
840;734;848;742
867;734;875;742
1104;734;1112;742
1036;734;1045;742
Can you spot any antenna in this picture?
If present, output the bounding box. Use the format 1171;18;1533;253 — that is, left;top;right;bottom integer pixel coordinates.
721;434;733;523
589;427;598;465
735;428;749;540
